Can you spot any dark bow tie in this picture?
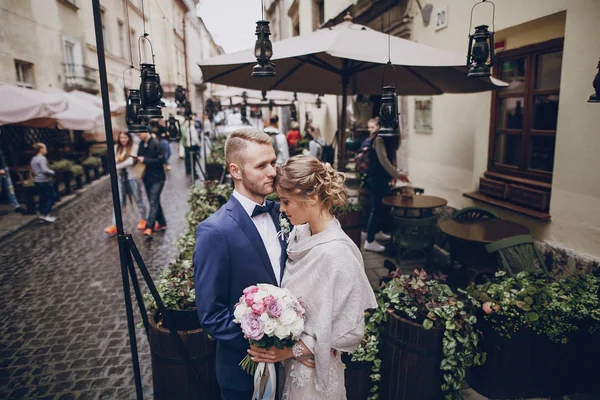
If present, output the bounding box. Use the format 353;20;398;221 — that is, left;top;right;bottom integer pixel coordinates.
251;202;274;218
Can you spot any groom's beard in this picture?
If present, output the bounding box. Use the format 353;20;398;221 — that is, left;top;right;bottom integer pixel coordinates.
241;172;274;200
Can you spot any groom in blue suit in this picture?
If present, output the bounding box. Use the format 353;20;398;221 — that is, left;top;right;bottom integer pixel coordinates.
194;129;288;399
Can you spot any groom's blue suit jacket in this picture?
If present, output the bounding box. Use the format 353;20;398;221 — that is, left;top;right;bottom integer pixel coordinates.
193;196;287;391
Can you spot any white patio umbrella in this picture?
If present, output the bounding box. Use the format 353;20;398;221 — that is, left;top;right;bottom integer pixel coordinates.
0;84;68;126
68;89;125;114
211;86;318;104
199;18;507;167
41;88;105;131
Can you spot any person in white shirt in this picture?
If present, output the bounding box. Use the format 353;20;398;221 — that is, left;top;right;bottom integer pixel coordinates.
263;114;289;168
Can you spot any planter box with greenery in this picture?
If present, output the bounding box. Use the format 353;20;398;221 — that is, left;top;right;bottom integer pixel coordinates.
49;159;75;198
466;270;600;398
21;180;37;215
351;269;484;400
91;146;108;175
335;203;362;248
143;181;232;400
82;156;102;182
70;164;84;190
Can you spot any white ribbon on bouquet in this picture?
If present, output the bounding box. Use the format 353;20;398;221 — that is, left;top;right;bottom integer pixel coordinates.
253;362;276;400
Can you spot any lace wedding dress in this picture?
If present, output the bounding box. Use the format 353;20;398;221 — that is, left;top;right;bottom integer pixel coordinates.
279;219;377;399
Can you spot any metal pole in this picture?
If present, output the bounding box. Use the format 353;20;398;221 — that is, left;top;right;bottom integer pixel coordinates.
91;1;144;399
338;60;349;172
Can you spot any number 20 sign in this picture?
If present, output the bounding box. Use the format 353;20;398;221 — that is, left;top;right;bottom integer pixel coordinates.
435;6;448;31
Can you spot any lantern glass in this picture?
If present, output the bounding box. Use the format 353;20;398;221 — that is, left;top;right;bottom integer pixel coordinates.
467;25;494;78
252;20;275;78
378;85;400;136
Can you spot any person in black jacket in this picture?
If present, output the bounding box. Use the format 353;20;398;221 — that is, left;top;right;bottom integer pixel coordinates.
136;129;167;239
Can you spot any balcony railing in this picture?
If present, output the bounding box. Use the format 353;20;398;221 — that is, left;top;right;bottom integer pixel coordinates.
63;63;99;94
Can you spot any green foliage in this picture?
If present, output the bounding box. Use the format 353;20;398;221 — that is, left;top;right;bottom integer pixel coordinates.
466;270;600;343
351;269;484;400
265;192;280;201
70;164;84;177
82;156;101;168
49;159;74;172
145;180;233;313
90;146;108;157
207;136;227;166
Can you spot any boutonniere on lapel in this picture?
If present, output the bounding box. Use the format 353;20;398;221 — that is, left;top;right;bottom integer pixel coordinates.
277;213;291;243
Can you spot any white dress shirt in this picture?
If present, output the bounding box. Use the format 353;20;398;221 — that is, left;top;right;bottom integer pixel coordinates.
232;190;282;284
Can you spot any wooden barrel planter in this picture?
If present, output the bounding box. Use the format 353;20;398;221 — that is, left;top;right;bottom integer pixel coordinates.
149;310;221;400
468;319;600;398
342;353;372;400
337;210;362;248
380;311;444;400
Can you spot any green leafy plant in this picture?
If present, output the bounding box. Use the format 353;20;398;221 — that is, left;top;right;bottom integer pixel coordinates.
351;269;485;400
82;156;101;168
144;260;196;312
70;164;84;177
90;146;108;157
49;159;74;172
466;270;600;344
265;192;280;201
207;136;226;166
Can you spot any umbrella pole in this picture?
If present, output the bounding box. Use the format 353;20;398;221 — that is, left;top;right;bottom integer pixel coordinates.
338;72;348;172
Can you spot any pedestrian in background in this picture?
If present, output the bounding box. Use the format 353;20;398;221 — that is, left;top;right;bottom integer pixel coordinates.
264;114;289;168
104;131;147;235
136;129;167;240
307;122;326;161
151;120;171;171
0;148;23;214
363;118;409;253
286;120;301;148
30;143;57;223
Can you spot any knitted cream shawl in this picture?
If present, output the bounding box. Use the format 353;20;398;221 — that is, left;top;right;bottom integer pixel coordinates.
282;218;377;392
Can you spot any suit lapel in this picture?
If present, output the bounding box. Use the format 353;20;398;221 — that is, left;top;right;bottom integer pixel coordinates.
267;201;288;282
227;197;278;285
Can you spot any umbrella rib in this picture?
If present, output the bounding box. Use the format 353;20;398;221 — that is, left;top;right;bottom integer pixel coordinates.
355;63;382;74
404;66;443;94
303;55;341;75
268;57;311;91
203;63;249;83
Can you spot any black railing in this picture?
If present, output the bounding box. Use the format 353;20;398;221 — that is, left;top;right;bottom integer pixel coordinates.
63;63;99;93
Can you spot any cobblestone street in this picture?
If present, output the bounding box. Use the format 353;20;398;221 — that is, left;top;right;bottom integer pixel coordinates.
0;153;192;399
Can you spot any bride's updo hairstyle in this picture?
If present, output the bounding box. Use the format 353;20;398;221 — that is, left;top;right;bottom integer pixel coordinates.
276;154;347;211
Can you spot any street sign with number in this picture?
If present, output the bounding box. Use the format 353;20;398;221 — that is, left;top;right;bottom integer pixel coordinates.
435;6;448;31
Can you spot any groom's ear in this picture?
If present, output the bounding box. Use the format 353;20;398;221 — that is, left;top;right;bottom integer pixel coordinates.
229;162;242;180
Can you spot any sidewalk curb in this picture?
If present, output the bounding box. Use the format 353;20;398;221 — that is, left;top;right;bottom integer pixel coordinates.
0;175;110;243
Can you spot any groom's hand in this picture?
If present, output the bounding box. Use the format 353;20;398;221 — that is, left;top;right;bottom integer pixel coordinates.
248;344;293;364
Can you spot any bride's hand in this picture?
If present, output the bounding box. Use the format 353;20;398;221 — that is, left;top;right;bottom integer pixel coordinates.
248;344;293;363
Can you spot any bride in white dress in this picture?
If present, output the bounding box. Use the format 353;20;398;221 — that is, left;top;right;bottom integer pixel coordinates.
248;155;377;399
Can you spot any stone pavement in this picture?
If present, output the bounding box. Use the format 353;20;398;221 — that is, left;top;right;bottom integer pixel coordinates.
0;149;192;400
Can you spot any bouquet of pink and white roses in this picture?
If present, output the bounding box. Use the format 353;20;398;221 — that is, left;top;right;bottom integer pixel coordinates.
234;283;306;372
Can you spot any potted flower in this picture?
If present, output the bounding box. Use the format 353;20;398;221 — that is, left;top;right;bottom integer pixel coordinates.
466;270;600;398
352;269;485;400
144;181;232;400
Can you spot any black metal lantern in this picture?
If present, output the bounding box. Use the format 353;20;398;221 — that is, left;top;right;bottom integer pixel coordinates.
315;96;322;109
252;20;275;77
290;103;297;121
268;99;275;112
138;63;164;119
167;115;181;140
378;85;400;137
467;1;496;78
175;85;186;107
589;58;600;103
261;90;268;101
126;89;148;133
183;100;192;118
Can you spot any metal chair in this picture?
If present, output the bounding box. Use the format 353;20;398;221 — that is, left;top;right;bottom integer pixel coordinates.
485;234;550;276
393;215;438;268
452;207;499;221
390;186;425;196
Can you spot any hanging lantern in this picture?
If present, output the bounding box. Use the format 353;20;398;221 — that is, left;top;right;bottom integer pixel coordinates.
183;100;192;118
316;96;322;109
167;115;181;140
466;1;496;78
175;85;186;107
378;85;400;137
138;63;164;119
589;58;600;103
242;91;248;104
126;89;147;133
252;20;275;78
261;90;268;101
290;103;297;121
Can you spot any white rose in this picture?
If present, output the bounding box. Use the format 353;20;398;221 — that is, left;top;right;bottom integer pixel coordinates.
274;323;291;340
290;319;304;338
253;290;267;302
233;304;248;323
279;309;297;326
263;319;276;336
259;312;269;322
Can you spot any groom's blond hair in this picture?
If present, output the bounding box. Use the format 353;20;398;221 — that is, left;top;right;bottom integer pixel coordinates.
225;128;273;167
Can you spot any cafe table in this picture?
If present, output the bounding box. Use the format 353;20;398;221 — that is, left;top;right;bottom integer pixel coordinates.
381;194;448;218
438;219;530;286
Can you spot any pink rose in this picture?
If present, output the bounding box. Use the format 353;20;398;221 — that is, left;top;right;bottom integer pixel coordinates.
252;302;266;315
266;300;282;318
241;312;264;341
243;286;259;306
482;302;493;315
243;286;259;295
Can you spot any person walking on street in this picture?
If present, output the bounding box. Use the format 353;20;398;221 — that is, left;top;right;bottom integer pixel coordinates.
363;118;409;252
0;148;23;214
136;129;167;240
307;123;326;161
104;131;148;235
264;114;289;168
151;121;171;171
30;143;57;223
286;120;301;148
